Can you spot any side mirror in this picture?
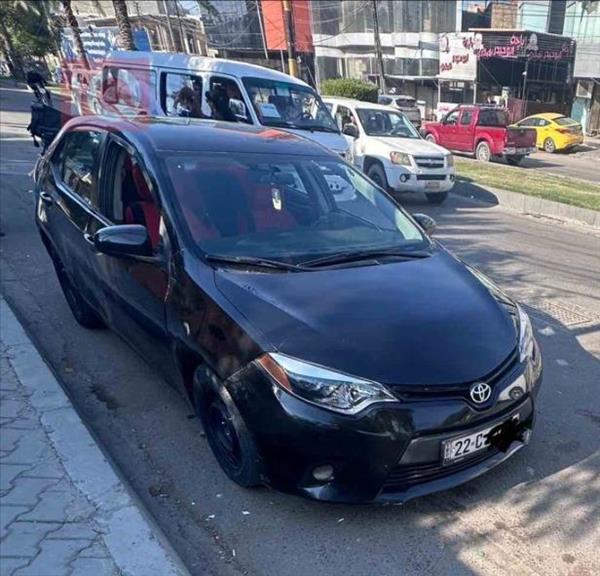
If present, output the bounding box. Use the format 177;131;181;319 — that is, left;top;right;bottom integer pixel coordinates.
342;124;359;139
229;98;247;119
94;225;153;257
413;213;436;236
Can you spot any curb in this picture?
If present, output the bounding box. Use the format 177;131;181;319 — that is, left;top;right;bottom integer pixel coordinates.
452;182;600;229
0;298;191;576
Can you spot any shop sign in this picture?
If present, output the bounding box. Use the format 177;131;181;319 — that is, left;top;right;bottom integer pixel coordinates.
476;33;573;61
438;33;480;80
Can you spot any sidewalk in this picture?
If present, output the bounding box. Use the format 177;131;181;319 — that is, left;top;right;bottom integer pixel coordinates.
0;298;190;576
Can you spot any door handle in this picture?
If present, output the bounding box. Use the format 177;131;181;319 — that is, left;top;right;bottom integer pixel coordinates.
39;191;54;205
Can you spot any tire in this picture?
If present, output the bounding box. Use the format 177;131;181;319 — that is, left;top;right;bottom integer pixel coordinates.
424;133;436;143
475;141;491;162
366;163;389;190
194;368;262;488
53;257;104;329
506;155;524;166
426;191;448;205
543;137;556;153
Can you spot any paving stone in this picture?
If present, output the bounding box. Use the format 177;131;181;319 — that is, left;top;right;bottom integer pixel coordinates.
77;541;110;559
69;556;118;576
0;463;31;491
19;484;93;523
0;558;31;576
0;431;49;466
0;520;61;557
0;428;30;452
21;457;63;480
13;538;91;576
0;399;26;419
46;522;99;541
0;477;59;506
0;504;29;539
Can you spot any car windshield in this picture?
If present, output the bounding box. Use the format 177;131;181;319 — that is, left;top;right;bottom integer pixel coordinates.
355;109;420;138
164;153;427;265
554;116;577;126
242;77;339;133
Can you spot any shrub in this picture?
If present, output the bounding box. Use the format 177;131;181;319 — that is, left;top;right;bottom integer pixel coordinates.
320;78;379;103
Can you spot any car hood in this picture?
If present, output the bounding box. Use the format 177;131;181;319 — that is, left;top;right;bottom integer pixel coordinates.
214;250;517;386
283;128;349;155
370;137;448;156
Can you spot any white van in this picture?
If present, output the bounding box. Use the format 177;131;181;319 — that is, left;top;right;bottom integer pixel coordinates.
99;51;348;156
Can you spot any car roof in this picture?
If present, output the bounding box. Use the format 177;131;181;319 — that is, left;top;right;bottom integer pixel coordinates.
529;112;565;121
104;51;310;88
322;97;398;112
62;115;336;157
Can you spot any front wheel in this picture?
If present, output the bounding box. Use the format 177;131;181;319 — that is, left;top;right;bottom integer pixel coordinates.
426;191;448;205
475;141;491;162
543;137;556;153
194;369;262;488
366;163;389;191
506;155;524;166
424;133;436;144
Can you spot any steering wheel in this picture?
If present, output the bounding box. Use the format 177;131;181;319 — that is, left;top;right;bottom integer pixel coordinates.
294;111;313;122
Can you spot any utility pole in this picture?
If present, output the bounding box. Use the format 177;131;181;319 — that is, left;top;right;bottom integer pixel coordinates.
372;0;386;93
163;0;177;52
256;0;269;60
282;0;298;77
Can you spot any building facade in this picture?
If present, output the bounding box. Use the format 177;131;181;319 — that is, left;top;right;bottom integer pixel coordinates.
311;0;461;118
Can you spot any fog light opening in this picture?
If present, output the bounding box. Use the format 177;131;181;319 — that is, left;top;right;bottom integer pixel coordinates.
509;387;525;401
399;174;409;183
449;174;456;182
312;465;335;482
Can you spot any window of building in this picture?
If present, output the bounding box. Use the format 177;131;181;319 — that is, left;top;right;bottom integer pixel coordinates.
54;130;103;207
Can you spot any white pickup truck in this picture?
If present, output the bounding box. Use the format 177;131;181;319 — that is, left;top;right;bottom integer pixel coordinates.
323;97;455;204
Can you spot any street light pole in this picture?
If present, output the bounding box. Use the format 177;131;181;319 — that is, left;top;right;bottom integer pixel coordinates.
282;0;298;77
372;0;386;93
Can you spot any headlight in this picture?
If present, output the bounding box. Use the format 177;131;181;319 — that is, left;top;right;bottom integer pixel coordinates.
446;154;454;167
256;353;397;415
390;151;412;166
517;305;534;362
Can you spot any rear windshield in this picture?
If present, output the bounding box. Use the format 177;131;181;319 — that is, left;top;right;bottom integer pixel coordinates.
164;152;426;264
478;109;509;127
554;116;577;126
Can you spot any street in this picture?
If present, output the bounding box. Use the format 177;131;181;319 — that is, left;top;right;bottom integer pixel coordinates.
1;83;599;576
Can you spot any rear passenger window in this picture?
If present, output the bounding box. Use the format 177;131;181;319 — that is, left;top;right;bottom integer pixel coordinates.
209;76;251;123
460;111;472;125
161;72;203;117
55;131;103;207
103;67;155;112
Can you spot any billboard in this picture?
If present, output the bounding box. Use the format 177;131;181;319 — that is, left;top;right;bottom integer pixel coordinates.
438;33;479;81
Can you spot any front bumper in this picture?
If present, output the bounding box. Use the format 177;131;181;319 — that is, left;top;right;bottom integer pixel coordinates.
385;164;456;194
227;357;542;504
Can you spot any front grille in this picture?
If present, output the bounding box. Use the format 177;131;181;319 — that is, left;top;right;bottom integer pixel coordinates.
391;347;519;403
414;156;445;169
416;174;447;181
381;447;498;493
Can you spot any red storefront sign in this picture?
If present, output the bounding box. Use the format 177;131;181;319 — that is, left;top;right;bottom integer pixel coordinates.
261;0;313;53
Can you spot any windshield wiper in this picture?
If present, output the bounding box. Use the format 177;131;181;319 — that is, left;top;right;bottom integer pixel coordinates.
301;124;339;133
301;248;430;268
205;254;306;272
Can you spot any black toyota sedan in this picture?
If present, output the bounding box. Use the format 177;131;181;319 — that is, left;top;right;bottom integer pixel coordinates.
35;116;542;503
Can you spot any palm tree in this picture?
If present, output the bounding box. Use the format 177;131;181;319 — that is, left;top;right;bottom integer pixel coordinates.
112;0;136;51
60;0;90;69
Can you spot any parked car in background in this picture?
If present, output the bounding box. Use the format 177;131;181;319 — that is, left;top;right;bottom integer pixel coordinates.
423;105;537;165
513;113;583;153
324;97;455;204
98;51;348;156
35;116;542;504
378;94;422;128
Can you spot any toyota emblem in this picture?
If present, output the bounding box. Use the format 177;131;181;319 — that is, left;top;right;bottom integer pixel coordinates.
470;382;492;404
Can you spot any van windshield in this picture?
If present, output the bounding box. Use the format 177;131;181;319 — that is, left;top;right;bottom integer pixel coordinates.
243;77;339;133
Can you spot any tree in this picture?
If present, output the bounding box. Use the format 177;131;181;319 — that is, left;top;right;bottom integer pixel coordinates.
60;0;90;69
112;0;136;51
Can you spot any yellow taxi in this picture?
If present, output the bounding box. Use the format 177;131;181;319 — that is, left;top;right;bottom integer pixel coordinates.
514;113;584;153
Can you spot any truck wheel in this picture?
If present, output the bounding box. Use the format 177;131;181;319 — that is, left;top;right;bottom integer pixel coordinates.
543;138;556;153
426;192;448;205
366;163;389;191
193;368;262;488
424;133;437;144
475;141;491;162
506;155;524;166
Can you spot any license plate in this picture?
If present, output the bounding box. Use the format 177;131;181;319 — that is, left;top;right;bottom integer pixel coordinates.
425;181;441;191
442;415;519;464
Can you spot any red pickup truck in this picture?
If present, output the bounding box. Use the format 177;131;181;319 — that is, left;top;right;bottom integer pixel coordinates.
423;106;537;165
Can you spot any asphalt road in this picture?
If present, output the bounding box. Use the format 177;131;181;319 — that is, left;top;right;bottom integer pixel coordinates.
1;84;599;576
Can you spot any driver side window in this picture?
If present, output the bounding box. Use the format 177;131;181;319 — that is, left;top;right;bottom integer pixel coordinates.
445;110;460;124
